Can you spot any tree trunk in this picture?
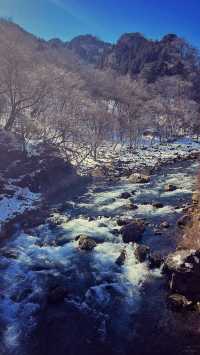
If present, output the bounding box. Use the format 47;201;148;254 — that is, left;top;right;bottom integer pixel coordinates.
4;110;16;131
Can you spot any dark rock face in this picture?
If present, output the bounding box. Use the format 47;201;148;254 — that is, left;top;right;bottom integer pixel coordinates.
164;249;200;303
68;35;112;65
111;32;188;81
77;235;97;251
134;244;150;262
120;219;145;243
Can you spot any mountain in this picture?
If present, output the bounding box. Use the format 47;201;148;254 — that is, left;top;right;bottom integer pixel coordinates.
67;35;112;65
0;19;199;85
67;32;199;82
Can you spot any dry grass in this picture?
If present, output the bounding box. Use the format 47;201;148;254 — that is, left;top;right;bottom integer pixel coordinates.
180;174;200;250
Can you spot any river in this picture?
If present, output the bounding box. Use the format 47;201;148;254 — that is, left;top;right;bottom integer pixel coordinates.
0;159;199;355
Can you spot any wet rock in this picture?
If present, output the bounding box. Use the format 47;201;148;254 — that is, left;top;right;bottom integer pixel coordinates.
134;244;150;263
1;248;19;259
47;286;68;304
149;253;164;269
120;192;131;199
163;249;200;301
154;229;162;235
177;215;191;227
192;192;199;205
121;219;145;243
111;229;120;236
169;272;200;301
116;218;132;226
77;235;97;251
152;202;164;209
127;203;138;210
115;249;126;266
131;190;136;195
129;173;150;184
163;249;194;275
168;293;193;311
164;184;177;192
160;221;170;228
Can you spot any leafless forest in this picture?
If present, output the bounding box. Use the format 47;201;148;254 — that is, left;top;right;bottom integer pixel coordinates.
0;19;200;165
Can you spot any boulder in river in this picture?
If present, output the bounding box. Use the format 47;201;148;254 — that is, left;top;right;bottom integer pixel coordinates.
120;192;131;199
127;203;138;210
117;218;133;226
134;244;150;262
77;235;97;251
152;202;164;209
115;249;127;266
160;221;170;229
163;249;200;302
121;219;145;243
149;253;164;269
129;173;150;184
164;184;177;192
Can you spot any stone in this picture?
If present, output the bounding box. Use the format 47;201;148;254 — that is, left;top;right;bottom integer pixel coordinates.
149;253;164;269
192;192;199;205
134;244;150;262
163;249;194;274
160;221;170;228
129;173;150;184
163;249;200;302
116;218;132;226
177;215;190;227
77;235;97;251
152;202;164;209
121;219;145;243
127;203;138;210
164;184;177;192
115;249;126;266
111;229;120;236
168;293;193;311
120;192;131;199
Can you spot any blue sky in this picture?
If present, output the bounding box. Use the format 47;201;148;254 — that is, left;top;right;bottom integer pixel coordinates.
0;0;199;46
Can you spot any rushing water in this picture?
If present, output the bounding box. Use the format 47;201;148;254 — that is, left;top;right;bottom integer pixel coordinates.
0;160;200;355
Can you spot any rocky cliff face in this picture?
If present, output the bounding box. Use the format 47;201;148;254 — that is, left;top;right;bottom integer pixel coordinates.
66;32;198;82
67;34;112;65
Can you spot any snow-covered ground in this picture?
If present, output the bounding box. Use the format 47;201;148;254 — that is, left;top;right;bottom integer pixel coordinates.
79;137;200;174
0;184;41;232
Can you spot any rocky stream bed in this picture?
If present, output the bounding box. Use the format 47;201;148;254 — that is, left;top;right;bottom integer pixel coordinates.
0;154;200;355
